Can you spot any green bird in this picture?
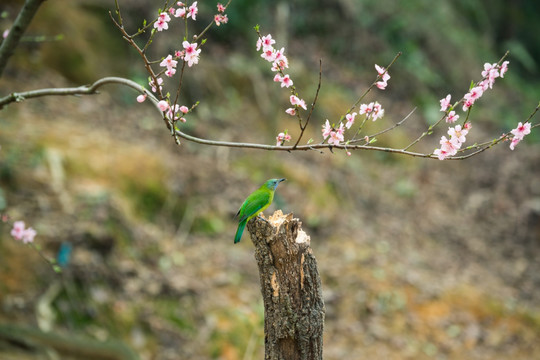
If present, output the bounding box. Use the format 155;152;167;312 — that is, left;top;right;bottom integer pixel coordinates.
234;178;286;244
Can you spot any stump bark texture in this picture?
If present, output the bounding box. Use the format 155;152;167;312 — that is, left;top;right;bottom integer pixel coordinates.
247;210;325;360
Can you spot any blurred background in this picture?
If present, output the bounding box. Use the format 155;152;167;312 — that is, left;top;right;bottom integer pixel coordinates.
1;0;539;359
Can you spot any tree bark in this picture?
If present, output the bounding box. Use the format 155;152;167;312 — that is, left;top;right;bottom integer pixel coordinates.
247;210;325;360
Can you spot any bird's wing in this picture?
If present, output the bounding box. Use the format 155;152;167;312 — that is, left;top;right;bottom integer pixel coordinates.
237;191;271;223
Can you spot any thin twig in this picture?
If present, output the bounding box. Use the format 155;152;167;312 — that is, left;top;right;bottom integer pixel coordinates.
343;52;402;119
194;0;232;41
315;52;402;146
114;0;123;26
293;59;322;148
109;7;166;129
171;61;187;119
141;0;172;53
351;107;417;144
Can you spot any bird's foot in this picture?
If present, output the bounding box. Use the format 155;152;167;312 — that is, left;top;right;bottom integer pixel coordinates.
257;214;269;223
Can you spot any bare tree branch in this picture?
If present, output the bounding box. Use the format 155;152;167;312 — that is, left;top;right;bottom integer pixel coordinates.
1;75;537;160
0;0;47;78
0;76;151;109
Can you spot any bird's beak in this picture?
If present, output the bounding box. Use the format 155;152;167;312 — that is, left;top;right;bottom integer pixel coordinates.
279;178;286;182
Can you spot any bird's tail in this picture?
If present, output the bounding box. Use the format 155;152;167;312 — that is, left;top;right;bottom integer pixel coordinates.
234;219;247;244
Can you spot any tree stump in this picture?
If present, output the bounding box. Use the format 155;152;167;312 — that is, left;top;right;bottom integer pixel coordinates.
247;210;325;360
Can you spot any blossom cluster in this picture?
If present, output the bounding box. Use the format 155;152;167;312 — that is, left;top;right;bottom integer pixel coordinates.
317;62;389;147
360;101;385;121
276;131;291;146
154;2;228;30
182;41;202;67
375;64;391;90
509;122;531;150
155;1;198;31
154;11;171;32
258;37;290;73
150;1;211;71
256;34;295;88
149;2;229;80
158;100;189;122
434;123;471;160
138;2;229;120
11;221;36;244
149;77;163;93
139;80;191;122
434;60;510;159
319;100;385;146
257;33;307;145
214;3;228;26
160;54;178;77
289;95;306;112
322;120;345;146
258;34;391;148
